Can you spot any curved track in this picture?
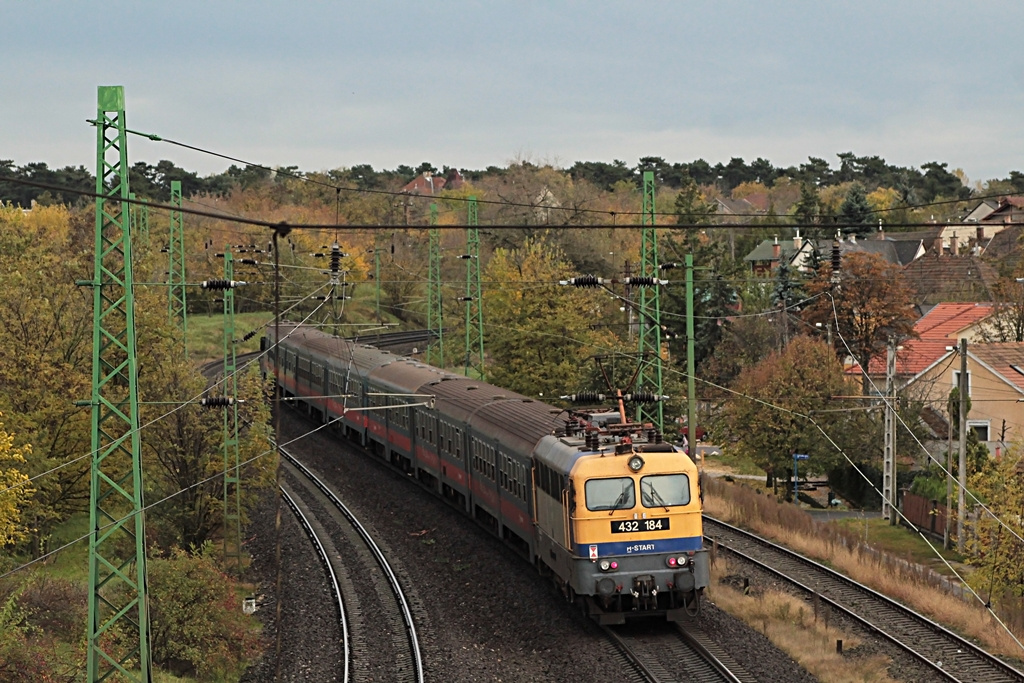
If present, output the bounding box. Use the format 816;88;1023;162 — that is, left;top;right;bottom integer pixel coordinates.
280;486;350;682
281;445;425;683
704;516;1024;682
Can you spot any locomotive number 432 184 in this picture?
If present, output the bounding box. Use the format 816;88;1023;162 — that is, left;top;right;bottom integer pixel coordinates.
611;518;670;533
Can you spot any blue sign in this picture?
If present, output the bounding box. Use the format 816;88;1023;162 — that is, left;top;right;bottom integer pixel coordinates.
793;453;809;460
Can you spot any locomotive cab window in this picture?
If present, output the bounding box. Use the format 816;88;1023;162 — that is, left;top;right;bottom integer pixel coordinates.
585;477;635;511
640;474;691;507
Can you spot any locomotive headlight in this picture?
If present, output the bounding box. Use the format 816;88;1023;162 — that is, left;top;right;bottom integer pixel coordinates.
676;555;689;567
627;455;644;472
599;559;611;571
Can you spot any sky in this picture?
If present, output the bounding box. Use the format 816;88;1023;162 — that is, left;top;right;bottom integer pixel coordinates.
4;1;1024;185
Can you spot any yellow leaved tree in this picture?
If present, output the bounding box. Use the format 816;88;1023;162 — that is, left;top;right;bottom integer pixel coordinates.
0;414;33;547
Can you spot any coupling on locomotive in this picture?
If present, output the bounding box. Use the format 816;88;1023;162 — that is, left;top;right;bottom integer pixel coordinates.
262;324;709;624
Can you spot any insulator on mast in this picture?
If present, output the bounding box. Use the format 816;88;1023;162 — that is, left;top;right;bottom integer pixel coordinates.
201;279;247;290
200;396;243;407
622;276;667;287
561;391;607;403
559;275;605;287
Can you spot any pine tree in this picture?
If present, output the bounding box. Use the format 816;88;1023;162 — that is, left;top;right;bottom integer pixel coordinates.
839;183;873;236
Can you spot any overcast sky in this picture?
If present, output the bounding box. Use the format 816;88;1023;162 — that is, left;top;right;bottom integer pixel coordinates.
4;1;1024;184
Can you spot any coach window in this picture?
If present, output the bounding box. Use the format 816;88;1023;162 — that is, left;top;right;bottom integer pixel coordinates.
640;474;691;508
585;477;635;512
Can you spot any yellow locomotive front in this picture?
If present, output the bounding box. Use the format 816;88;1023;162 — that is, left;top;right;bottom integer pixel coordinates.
567;442;708;622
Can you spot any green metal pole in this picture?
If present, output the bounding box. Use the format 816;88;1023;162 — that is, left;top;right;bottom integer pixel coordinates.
686;254;697;469
464;196;484;379
427;203;444;366
168;180;187;353
222;249;241;572
85;84;151;683
636;171;664;432
374;235;381;323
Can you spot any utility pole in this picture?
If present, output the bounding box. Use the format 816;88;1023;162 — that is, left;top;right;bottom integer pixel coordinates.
958;337;968;554
221;250;242;572
168;180;187;351
883;338;897;524
463;196;485;379
945;392;953;550
83;85;151;683
427;202;444;366
685;254;697;469
636;171;664;433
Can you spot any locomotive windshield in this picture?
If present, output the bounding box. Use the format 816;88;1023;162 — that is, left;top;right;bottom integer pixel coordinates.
585;477;635;511
640;474;691;507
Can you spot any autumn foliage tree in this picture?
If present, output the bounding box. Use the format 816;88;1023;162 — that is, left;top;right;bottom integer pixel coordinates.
0;416;32;547
965;453;1024;619
803;251;917;392
723;335;854;493
481;238;606;399
0;204;92;554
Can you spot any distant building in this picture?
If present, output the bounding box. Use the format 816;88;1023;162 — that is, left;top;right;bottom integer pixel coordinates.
401;169;466;196
743;232;816;276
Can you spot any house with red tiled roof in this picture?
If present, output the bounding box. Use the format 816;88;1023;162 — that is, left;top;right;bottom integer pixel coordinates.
859;303;996;384
400;169;466;196
901;341;1024;455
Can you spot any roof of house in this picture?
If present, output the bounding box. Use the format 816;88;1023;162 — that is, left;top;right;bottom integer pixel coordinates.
901;253;998;304
983;223;1024;273
400;169;465;196
743;238;807;262
970;343;1024;392
716;197;758;215
913;302;994;339
860;303;994;376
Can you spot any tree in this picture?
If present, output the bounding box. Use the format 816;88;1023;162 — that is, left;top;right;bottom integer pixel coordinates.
0;416;32;546
136;545;262;678
139;342;275;552
793;182;820;225
964;453;1024;614
481;238;605;399
771;260;807;346
838;183;873;236
803;251;918;392
673;173;716;225
661;228;742;377
724;336;852;493
982;278;1024;343
0;205;92;554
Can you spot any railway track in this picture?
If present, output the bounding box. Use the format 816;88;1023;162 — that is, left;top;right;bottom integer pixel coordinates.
281;444;425;683
704;516;1024;682
604;621;755;682
279;486;350;682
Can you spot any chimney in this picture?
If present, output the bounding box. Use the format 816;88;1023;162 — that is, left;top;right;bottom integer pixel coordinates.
772;236;780;260
951;233;958;256
976;226;984;242
793;230;802;250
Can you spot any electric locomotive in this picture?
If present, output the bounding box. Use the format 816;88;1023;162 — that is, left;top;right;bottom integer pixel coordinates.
262;323;709;623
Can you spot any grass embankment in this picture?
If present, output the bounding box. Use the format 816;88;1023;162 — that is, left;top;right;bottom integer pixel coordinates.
704;476;1024;676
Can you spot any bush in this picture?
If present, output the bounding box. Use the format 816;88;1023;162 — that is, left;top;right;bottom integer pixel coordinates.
18;576;87;641
146;546;263;679
0;590;52;682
